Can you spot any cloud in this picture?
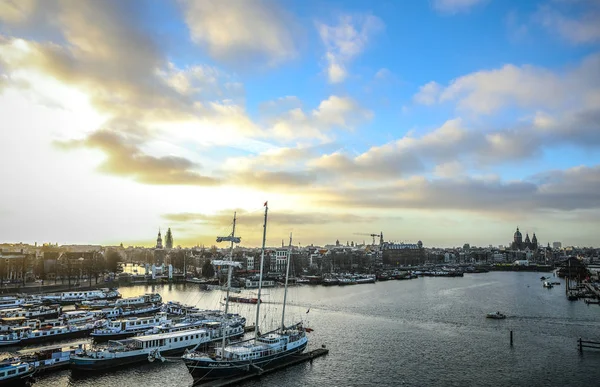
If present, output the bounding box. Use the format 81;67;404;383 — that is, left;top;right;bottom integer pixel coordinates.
158;63;243;102
413;81;441;105
182;0;297;66
224;145;321;171
317;164;600;213
317;14;383;83
432;0;486;14
536;2;600;44
56;127;220;186
304;107;600;182
374;68;392;80
0;0;37;23
163;210;381;227
268;95;372;140
414;52;600;114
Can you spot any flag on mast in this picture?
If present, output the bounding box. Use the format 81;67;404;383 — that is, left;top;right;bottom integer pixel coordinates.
264;201;268;207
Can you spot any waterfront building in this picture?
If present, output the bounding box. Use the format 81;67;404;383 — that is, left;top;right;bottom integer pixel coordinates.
553;241;562;249
381;241;425;266
270;249;288;273
0;249;36;283
246;254;255;271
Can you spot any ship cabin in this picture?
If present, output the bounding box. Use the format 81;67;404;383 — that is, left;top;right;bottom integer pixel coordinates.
0;317;39;332
0;361;34;382
106;312;168;331
121;328;211;350
60;290;105;301
0;298;25;309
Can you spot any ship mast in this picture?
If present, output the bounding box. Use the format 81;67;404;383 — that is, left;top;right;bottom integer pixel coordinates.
222;212;236;352
211;212;241;356
281;233;292;331
254;202;268;340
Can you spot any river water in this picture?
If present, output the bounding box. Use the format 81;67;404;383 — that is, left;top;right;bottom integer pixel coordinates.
8;272;600;386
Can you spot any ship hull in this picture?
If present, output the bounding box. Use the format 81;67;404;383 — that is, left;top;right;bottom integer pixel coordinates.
184;341;308;381
21;328;93;345
70;344;198;371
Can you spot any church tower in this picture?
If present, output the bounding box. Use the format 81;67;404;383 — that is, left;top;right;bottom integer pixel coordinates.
531;233;538;250
165;228;173;249
156;229;163;249
512;227;523;249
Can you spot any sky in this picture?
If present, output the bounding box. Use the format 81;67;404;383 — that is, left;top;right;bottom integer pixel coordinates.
0;0;599;248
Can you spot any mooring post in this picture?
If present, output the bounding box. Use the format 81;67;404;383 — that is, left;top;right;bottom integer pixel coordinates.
510;330;513;346
579;338;582;353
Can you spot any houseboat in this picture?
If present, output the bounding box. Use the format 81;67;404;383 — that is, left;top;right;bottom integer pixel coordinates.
90;312;170;341
0;360;35;384
71;327;241;371
0;304;62;320
0;297;26;310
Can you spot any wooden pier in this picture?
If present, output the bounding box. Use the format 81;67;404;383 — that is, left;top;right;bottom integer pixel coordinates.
194;347;329;386
578;338;600;352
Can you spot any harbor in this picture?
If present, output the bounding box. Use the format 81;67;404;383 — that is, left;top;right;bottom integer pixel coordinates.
0;270;599;386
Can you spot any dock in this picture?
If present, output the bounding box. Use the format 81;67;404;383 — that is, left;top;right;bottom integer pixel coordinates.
194;347;329;386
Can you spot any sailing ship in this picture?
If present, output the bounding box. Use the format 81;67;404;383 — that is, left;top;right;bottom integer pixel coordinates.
182;203;309;382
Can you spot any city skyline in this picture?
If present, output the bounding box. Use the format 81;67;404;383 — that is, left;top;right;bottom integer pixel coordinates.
1;0;599;248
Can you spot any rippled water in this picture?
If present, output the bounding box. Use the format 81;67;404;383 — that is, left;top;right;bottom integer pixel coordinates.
7;272;600;386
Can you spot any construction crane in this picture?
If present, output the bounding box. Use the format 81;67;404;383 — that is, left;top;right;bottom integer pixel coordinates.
353;232;383;246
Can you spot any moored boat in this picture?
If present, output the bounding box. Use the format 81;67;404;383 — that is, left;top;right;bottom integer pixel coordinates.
0;297;27;310
90;312;170;341
0;360;35;385
224;296;260;304
70;326;242;371
14;344;80;375
0;304;61;320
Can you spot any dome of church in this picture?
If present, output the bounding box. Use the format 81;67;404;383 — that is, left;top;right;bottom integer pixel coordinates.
514;227;522;238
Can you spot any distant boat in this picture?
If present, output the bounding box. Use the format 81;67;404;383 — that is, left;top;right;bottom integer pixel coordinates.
224;296;260;304
543;281;553;288
486;312;506;319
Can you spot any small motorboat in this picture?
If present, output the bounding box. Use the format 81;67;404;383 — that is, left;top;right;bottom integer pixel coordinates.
486;312;506;319
543;281;553;288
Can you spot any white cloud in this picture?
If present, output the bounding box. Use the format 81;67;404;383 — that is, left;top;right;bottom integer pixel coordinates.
413;81;441;105
414;53;600;115
536;4;600;44
268;95;372;141
317;14;383;83
182;0;297;65
432;0;486;14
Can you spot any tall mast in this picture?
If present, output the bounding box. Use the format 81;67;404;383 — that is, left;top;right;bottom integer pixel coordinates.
221;212;236;352
281;233;292;331
255;202;268;340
